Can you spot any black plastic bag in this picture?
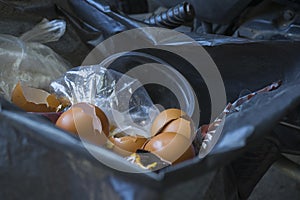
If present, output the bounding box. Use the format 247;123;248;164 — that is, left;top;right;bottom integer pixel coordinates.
0;1;300;200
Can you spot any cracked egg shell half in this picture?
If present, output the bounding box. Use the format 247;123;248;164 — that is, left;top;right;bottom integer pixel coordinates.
108;135;148;157
11;82;61;112
56;103;109;146
144;132;195;164
151;108;195;141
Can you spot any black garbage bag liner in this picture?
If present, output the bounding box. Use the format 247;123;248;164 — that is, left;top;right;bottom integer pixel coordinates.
1;1;300;200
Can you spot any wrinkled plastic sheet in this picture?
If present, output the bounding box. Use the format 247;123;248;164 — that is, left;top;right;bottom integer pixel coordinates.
1;1;300;200
50;65;160;138
0;19;70;100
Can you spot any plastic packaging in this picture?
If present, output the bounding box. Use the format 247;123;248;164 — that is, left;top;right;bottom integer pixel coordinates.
198;81;282;158
0;19;70;100
98;51;196;118
50;65;160;138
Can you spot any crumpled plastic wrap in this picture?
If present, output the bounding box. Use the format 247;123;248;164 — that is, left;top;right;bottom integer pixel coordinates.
50;65;160;138
0;19;70;100
197;81;282;158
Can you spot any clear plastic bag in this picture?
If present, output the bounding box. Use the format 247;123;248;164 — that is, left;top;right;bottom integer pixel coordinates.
0;19;71;100
197;81;282;158
50;65;160;138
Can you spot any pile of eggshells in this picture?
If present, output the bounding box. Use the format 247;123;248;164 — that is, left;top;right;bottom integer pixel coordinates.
11;83;196;166
56;103;196;165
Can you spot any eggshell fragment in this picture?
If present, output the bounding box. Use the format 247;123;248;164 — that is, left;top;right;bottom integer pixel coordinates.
109;135;147;157
151;108;195;141
161;117;195;141
56;103;109;146
151;109;186;136
11;82;60;112
144;132;195;164
55;107;82;134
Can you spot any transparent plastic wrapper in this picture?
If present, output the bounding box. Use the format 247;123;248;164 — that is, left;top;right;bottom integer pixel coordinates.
0;19;71;100
197;81;282;158
50;65;160;138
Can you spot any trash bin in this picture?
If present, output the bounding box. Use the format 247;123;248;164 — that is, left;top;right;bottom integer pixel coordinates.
0;1;300;200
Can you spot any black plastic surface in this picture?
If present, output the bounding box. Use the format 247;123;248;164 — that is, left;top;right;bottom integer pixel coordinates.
0;1;300;199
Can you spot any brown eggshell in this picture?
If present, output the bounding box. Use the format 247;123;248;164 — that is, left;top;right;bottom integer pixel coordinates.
161;117;195;141
11;82;60;112
144;132;195;164
56;103;109;146
151;109;186;137
109;136;147;157
93;105;110;136
174;144;195;165
55;107;81;134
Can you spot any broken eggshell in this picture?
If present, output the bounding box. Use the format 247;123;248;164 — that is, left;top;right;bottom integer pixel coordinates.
108;134;148;157
151;109;185;136
56;103;109;146
144;132;195;164
151;108;196;141
11;82;61;112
